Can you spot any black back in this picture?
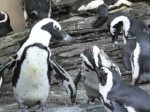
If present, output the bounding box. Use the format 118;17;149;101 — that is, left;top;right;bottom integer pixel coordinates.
23;0;51;20
106;68;150;112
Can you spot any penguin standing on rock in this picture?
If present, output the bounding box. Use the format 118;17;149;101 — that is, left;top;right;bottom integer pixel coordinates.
74;45;121;103
0;11;13;37
107;12;150;85
22;0;52;26
0;18;76;111
97;66;150;112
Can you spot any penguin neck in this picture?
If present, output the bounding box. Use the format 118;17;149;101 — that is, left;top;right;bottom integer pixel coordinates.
29;29;51;46
16;30;51;60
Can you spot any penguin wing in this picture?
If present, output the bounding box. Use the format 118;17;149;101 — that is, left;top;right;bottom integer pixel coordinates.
107;92;128;112
111;100;127;112
0;56;16;87
0;59;15;75
122;39;136;70
50;59;77;103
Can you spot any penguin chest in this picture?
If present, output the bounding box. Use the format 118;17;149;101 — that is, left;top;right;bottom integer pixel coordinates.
84;71;99;98
13;47;50;106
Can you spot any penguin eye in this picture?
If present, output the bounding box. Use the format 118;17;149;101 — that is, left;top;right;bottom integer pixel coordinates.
113;28;116;33
54;25;59;30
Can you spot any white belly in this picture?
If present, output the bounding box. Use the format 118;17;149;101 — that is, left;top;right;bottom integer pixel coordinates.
84;71;99;98
13;47;50;107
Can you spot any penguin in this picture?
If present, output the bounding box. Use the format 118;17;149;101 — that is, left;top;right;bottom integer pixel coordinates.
107;12;150;85
93;0;132;28
0;18;76;111
70;0;104;12
0;11;13;37
74;45;121;103
96;66;150;112
22;0;52;26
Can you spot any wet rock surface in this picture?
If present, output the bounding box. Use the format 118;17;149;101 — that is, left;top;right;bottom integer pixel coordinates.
0;1;150;112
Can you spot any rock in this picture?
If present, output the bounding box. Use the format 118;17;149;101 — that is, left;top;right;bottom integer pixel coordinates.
0;1;150;112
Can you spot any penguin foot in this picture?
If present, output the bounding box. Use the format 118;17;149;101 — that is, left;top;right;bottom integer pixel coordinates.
131;80;135;85
18;103;27;112
131;79;138;86
38;102;47;112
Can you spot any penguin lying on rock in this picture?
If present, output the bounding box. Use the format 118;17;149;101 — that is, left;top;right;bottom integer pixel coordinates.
97;66;150;112
93;0;132;28
0;18;76;111
22;0;52;27
107;12;150;85
74;45;121;103
0;11;13;37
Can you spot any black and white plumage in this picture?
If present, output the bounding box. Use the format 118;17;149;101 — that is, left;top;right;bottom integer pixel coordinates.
0;18;76;111
70;0;104;13
97;66;150;112
107;12;150;85
74;45;121;103
0;11;13;37
93;0;132;28
50;59;76;103
22;0;52;26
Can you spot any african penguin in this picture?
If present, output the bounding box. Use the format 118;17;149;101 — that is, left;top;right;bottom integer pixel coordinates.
107;12;150;85
97;66;150;112
22;0;52;26
0;18;74;111
0;11;13;37
74;45;121;103
93;0;132;28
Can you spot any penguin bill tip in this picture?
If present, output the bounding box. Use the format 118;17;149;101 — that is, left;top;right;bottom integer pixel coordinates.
63;34;72;42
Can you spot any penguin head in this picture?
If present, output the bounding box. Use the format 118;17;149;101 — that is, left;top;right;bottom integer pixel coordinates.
107;12;131;45
99;66;122;86
80;45;100;71
41;18;72;41
80;45;111;76
80;45;112;71
0;11;13;33
0;11;9;23
29;18;72;45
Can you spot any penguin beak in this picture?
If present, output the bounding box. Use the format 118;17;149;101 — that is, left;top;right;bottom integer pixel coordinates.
94;67;102;80
111;34;118;46
58;30;72;42
71;95;76;103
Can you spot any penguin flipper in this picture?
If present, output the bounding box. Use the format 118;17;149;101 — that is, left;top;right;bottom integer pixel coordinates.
111;100;127;112
122;39;136;70
50;59;77;103
0;60;14;75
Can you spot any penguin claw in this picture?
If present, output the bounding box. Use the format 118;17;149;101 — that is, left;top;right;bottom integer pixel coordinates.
38;102;47;112
18;107;27;112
